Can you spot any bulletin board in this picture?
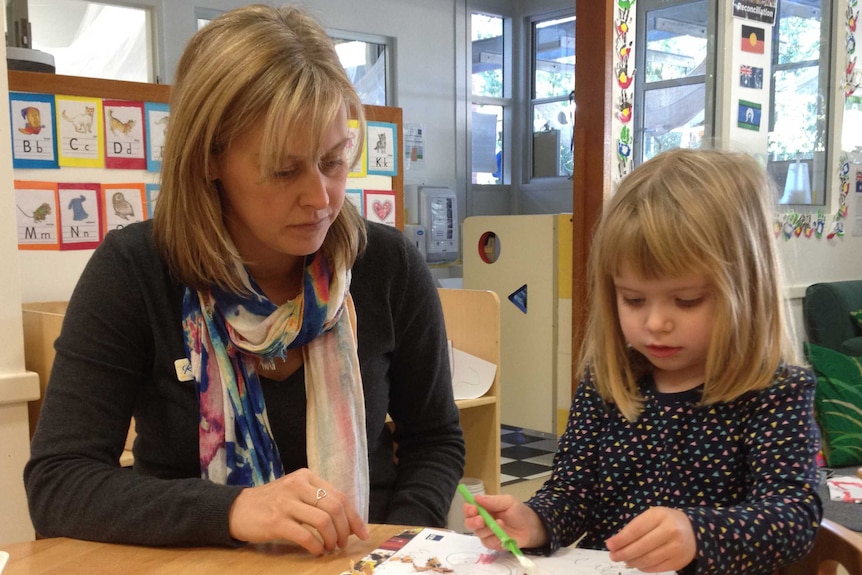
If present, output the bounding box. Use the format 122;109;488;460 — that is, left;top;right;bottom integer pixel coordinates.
8;70;404;253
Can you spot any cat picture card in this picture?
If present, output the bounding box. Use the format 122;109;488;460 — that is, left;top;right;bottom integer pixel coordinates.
364;189;397;227
145;102;170;172
9;92;59;169
58;183;103;250
56;95;104;168
101;182;147;234
103;99;146;170
14;180;59;251
366;121;398;177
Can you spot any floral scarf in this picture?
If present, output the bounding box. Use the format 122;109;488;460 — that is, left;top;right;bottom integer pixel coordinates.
181;251;369;520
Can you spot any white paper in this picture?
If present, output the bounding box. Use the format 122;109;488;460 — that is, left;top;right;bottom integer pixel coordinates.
471;112;499;174
452;347;497;400
827;475;862;502
373;528;671;575
0;550;8;574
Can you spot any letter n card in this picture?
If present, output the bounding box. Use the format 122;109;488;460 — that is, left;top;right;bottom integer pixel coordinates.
58;183;103;250
15;180;59;250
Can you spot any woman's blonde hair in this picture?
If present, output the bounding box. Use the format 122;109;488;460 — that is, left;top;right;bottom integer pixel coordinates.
153;4;367;293
578;148;797;421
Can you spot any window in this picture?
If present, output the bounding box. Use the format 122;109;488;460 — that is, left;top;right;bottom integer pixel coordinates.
329;32;391;106
471;12;507;185
195;7;222;30
530;14;575;179
197;13;393;107
634;0;715;164
767;0;831;206
28;0;154;83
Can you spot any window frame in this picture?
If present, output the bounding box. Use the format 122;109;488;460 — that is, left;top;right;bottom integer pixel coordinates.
527;9;576;183
766;0;833;206
326;28;395;107
27;0;157;84
633;0;718;166
469;9;512;187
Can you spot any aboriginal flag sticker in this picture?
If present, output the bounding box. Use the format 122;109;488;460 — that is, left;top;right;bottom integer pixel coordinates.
741;24;765;54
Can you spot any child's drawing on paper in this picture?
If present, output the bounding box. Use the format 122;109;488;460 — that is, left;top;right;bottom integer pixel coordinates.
367;529;663;575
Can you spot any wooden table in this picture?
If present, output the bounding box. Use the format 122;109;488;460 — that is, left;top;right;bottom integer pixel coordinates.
0;524;406;574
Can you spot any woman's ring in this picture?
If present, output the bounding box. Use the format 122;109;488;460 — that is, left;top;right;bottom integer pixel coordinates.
314;488;327;506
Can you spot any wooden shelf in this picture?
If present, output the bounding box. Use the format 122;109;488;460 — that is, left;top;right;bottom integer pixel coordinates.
438;288;501;495
455;396;498;410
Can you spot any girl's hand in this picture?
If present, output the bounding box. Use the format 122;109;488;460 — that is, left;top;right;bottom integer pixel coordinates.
227;468;368;555
463;494;549;550
605;506;696;573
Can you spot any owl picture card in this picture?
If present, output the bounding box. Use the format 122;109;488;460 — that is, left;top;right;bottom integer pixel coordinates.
104;99;146;170
9;92;59;169
15;180;59;250
58;183;102;250
102;183;147;234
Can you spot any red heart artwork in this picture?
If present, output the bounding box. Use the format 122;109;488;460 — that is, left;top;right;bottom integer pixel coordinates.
373;200;392;221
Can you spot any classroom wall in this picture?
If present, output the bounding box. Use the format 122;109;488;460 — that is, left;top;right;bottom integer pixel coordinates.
8;0;862;317
11;0;489;302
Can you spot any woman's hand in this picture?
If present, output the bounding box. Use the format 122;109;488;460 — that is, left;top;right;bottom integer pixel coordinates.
463;494;549;550
228;468;368;555
605;506;696;573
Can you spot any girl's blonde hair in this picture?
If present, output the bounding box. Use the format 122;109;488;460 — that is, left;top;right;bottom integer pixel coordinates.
153;4;367;293
578;148;797;421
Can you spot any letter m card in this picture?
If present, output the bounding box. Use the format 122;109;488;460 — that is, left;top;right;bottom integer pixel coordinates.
15;180;59;251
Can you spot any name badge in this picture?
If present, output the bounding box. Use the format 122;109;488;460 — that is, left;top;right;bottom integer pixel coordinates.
174;358;194;382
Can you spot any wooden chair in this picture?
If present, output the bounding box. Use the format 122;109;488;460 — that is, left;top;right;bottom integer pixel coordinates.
777;519;862;575
22;302;136;467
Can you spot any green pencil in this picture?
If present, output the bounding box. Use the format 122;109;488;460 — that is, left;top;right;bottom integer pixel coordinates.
456;483;537;575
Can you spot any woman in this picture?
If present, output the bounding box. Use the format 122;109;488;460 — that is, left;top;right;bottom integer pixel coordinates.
25;4;465;555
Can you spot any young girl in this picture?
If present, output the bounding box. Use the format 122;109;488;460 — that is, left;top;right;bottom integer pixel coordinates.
464;148;822;574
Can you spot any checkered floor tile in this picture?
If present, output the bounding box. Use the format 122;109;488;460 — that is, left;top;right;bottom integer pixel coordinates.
500;424;557;486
